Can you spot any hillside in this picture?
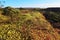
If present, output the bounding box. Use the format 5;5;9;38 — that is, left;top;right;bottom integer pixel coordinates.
41;8;60;33
0;7;60;40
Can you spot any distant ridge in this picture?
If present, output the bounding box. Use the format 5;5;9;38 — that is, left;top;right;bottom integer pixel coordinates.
45;7;60;12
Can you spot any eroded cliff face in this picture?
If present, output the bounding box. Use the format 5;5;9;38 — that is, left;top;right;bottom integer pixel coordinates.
0;7;60;40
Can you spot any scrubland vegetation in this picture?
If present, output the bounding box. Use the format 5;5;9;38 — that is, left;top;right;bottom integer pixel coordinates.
0;7;60;40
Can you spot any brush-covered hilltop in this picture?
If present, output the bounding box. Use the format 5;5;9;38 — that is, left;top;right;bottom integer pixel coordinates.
0;7;60;40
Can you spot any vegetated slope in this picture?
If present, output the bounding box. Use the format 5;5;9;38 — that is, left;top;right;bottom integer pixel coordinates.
0;7;60;40
41;8;60;33
42;8;60;23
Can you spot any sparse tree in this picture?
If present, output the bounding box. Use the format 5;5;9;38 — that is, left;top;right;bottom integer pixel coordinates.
0;1;5;8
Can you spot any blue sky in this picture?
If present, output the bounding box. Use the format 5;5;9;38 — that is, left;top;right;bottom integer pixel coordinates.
0;0;60;8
